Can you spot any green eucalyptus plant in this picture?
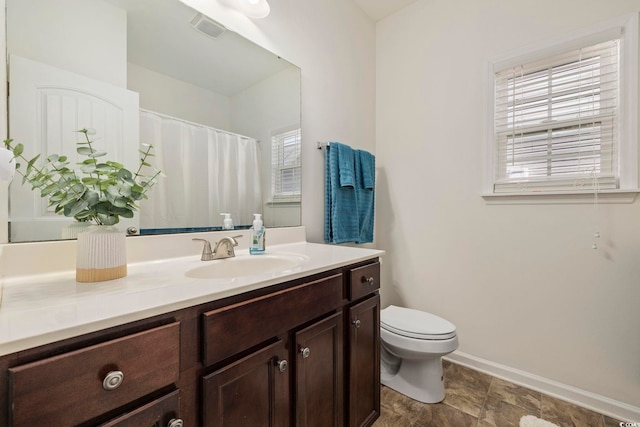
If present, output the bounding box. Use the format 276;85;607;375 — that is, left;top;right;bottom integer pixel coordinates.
4;128;163;226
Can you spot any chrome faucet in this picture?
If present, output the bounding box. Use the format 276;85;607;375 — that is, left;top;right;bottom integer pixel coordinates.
212;236;241;260
193;235;241;261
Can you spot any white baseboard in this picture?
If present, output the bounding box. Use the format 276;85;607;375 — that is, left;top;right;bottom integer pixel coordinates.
445;351;640;423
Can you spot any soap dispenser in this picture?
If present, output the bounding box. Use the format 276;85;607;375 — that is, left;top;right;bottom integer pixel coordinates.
221;213;234;230
249;213;265;254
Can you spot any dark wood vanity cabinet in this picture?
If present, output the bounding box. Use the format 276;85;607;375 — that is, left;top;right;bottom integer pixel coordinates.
346;262;381;427
201;273;346;427
0;258;381;427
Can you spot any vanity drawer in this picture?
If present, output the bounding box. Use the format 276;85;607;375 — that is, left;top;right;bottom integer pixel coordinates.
349;262;380;301
202;273;343;366
97;389;181;427
9;322;180;427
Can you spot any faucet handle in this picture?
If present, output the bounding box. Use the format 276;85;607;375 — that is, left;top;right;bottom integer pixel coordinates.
228;235;242;246
192;238;214;261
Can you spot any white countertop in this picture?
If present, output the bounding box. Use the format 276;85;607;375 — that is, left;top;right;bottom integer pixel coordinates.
0;241;384;356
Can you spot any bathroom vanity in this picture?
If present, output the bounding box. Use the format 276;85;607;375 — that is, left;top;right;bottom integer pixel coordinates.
0;233;383;427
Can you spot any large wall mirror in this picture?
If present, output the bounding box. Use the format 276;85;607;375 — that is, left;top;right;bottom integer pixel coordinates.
6;0;302;243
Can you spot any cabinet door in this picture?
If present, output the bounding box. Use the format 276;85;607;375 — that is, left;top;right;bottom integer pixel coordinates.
348;295;380;427
294;312;344;427
202;340;289;427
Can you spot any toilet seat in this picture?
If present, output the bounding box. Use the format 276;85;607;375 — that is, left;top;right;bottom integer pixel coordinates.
381;305;456;340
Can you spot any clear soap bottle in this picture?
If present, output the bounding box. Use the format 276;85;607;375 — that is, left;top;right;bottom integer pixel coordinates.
221;213;234;230
249;213;265;254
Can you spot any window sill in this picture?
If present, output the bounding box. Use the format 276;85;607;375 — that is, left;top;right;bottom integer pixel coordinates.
266;198;301;206
481;189;640;204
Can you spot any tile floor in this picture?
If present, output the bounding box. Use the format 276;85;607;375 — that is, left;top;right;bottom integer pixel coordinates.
374;360;624;427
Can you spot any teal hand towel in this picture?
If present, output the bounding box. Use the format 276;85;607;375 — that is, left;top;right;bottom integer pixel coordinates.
336;142;355;188
355;149;375;243
358;150;375;190
325;142;359;243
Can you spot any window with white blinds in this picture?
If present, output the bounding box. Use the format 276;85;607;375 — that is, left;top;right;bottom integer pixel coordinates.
486;15;639;197
271;128;301;201
494;39;619;193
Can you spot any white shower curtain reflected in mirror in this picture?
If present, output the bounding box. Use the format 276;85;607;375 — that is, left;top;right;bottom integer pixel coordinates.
139;110;263;231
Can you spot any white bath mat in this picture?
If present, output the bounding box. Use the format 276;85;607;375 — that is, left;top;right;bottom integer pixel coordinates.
520;415;560;427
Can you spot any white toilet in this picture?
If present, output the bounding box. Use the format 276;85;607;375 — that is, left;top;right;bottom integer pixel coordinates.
380;305;458;403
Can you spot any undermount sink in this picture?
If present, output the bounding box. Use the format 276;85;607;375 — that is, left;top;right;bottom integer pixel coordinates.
185;253;308;279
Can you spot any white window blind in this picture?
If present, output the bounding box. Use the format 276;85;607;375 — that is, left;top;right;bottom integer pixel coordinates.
271;128;301;201
493;39;620;193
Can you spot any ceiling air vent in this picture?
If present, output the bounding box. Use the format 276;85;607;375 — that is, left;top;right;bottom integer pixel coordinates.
190;13;226;39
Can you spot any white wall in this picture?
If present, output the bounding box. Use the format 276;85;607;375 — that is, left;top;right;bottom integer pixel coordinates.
128;62;232;130
376;0;640;416
231;66;301;227
6;0;126;87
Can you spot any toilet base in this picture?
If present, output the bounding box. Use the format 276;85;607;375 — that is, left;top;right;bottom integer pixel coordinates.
381;356;445;403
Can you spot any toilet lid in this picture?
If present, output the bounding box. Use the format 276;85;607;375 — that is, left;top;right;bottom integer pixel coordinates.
381;305;456;340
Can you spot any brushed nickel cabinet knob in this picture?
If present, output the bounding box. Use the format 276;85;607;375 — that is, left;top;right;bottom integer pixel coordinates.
299;347;311;358
275;359;288;372
102;370;124;391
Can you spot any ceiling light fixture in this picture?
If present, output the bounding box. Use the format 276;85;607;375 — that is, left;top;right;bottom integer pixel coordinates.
235;0;270;19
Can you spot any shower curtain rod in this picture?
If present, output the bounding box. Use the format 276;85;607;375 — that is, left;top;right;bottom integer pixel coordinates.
140;108;259;142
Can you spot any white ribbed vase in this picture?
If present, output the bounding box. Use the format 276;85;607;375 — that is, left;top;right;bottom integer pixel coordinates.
76;225;127;282
62;221;92;240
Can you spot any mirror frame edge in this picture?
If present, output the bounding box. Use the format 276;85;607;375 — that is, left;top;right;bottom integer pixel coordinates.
1;0;8;244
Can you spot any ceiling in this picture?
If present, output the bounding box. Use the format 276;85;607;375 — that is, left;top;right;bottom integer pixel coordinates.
351;0;417;22
98;0;413;97
103;0;293;96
